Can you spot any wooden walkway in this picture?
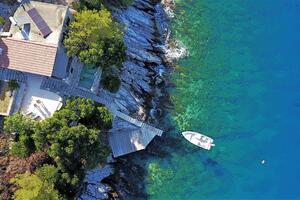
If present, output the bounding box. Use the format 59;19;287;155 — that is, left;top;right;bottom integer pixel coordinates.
40;77;163;157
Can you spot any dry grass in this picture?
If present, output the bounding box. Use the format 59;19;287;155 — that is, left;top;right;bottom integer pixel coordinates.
0;83;12;114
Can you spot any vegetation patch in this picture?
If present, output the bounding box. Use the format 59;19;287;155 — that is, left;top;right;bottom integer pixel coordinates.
7;80;19;91
0;152;49;199
72;0;133;11
101;74;121;93
0;16;5;26
2;97;112;199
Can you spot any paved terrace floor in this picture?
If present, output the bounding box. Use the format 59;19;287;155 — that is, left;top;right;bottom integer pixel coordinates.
40;77;163;157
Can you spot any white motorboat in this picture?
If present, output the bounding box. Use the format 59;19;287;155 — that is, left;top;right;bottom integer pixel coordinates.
182;131;215;150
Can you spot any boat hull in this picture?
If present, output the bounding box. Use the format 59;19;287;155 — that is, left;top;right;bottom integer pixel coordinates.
182;131;215;150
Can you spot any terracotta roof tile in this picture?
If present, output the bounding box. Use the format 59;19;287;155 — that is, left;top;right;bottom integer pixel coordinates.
0;38;58;76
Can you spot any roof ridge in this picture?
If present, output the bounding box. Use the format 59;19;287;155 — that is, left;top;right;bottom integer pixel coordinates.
1;37;58;48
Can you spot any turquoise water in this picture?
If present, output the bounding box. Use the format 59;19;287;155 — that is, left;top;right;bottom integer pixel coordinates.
127;0;300;199
79;64;97;89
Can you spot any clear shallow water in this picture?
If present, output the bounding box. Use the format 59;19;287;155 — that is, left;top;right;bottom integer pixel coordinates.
132;0;300;199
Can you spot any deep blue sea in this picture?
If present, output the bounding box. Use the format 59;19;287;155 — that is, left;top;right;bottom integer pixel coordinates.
129;0;300;199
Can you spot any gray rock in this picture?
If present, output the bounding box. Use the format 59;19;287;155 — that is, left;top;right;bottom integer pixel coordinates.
154;4;170;42
77;166;113;200
127;48;162;64
154;76;164;85
132;0;154;11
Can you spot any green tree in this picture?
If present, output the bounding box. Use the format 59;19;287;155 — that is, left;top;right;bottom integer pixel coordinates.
72;0;102;10
11;172;60;200
33;117;66;151
71;0;133;11
48;125;100;170
64;98;95;119
32;98;112;196
11;135;35;158
46;125;102;193
4;113;35;135
64;9;126;69
64;97;113;129
95;106;113;129
5;114;36;157
35;164;59;185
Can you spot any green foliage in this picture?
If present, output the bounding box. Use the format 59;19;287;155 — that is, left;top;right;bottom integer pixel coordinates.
5;114;36;157
64;9;126;69
11;172;60;200
33;117;66;151
71;0;133;11
48;125;100;170
95;106;113;129
32;97;112;196
11;135;35;158
46;125;101;193
5;98;112;198
101;75;121;93
4;113;35;135
7;80;19;91
0;16;5;26
64;97;113;129
35;164;59;185
64;98;95;119
11;141;27;158
72;0;103;11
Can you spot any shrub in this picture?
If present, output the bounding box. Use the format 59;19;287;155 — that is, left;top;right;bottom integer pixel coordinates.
0;16;5;26
4;113;35;135
72;0;102;11
4;114;36;157
71;0;133;10
7;80;19;91
11;172;60;200
35;164;59;185
101;75;121;93
11;135;35;158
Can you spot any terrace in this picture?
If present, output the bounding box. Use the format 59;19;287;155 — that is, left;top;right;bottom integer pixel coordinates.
20;74;63;120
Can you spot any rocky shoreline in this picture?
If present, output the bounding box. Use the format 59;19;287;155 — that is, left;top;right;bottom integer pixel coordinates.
107;0;171;122
78;0;181;199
